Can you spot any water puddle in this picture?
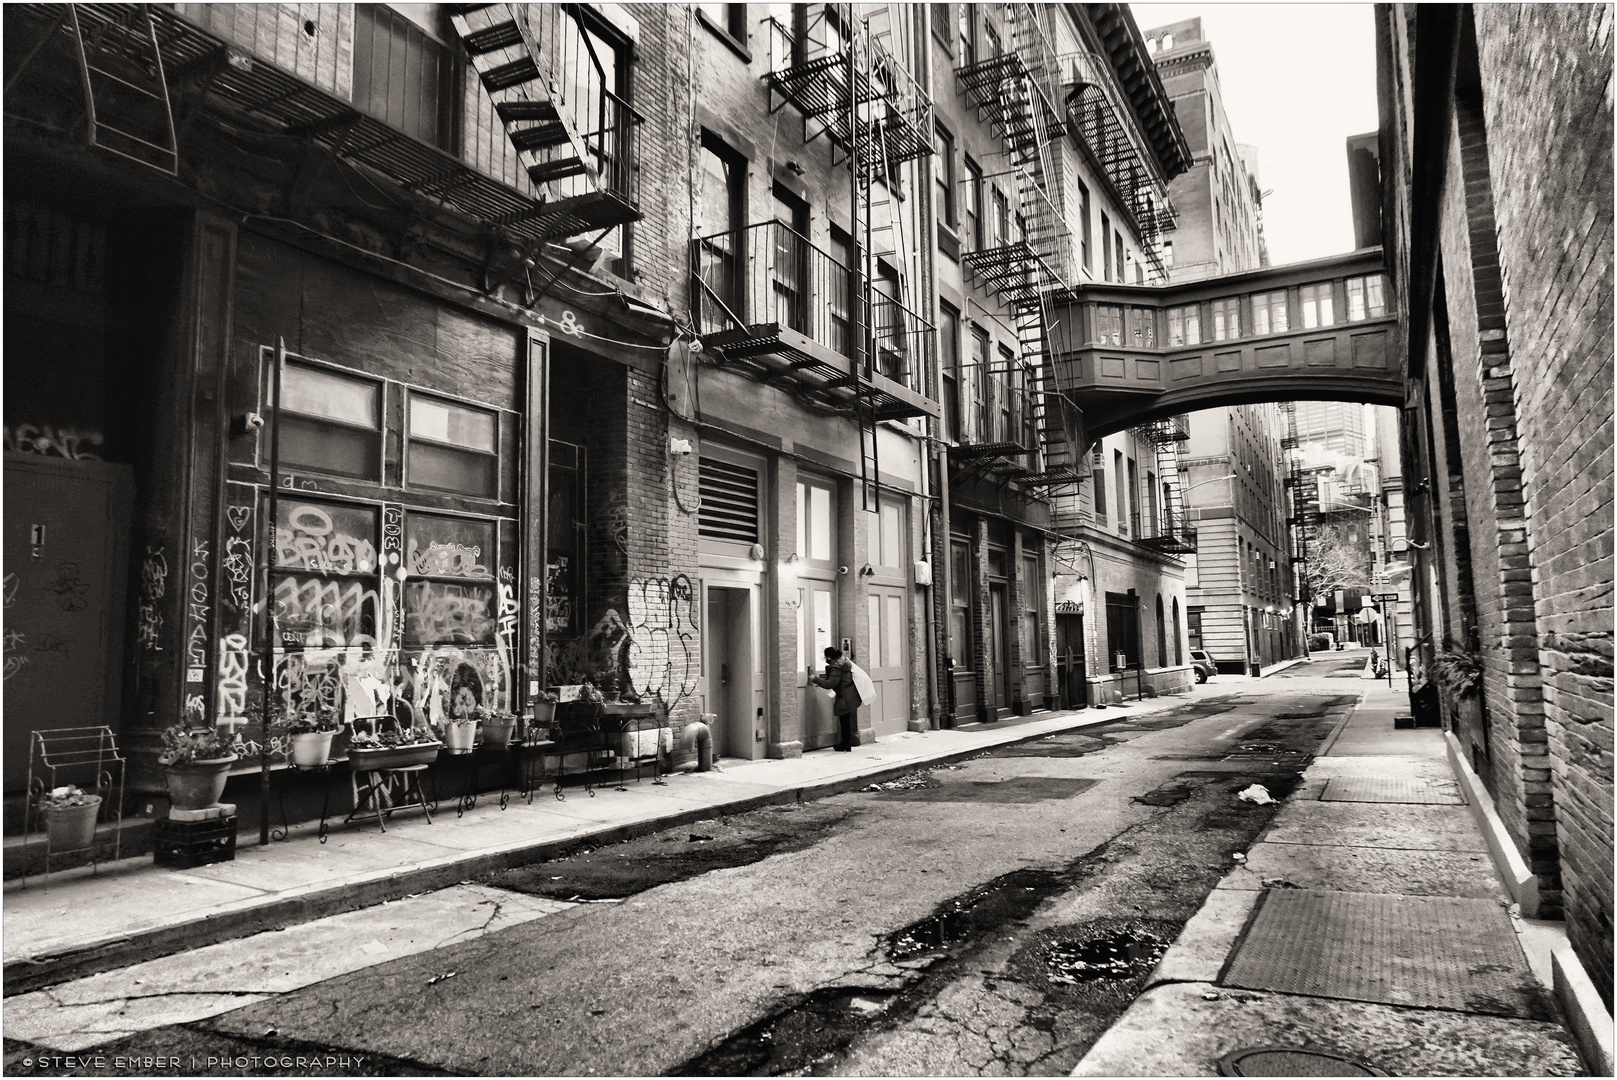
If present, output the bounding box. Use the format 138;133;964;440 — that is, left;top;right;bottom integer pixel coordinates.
670;986;899;1076
1045;930;1169;984
886;868;1066;959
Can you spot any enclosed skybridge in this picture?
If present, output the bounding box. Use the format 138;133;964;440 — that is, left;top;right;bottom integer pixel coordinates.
1047;248;1402;443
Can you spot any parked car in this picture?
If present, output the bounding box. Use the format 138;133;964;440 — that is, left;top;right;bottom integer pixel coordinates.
1189;650;1218;684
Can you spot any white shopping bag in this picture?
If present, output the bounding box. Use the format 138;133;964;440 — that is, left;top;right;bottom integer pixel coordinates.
848;662;877;708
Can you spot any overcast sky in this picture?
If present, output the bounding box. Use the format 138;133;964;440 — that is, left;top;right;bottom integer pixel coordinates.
1132;3;1380;266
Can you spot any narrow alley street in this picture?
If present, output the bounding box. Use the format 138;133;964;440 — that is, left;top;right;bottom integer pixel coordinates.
5;661;1583;1076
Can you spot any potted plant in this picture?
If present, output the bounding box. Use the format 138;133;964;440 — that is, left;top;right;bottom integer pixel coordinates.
1431;648;1483;731
288;706;339;768
158;722;241;811
347;727;442;771
480;706;517;748
38;784;101;852
531;689;559;732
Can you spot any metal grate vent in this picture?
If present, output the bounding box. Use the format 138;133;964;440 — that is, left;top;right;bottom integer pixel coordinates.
698;457;759;544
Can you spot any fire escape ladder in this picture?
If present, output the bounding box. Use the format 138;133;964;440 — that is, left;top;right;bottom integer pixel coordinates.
1132;418;1196;553
1017;284;1083;492
67;4;179;175
1281;403;1313;607
450;5;599;192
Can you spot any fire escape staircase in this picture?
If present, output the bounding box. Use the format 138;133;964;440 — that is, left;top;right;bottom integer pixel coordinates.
449;4;642;238
950;6;1080;494
1281;403;1315;607
1132;416;1197;554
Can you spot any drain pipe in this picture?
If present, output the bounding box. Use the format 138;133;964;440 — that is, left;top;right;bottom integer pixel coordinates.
685;715;714;772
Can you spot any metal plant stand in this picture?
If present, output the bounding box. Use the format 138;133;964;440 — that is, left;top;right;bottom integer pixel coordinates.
23;727;125;888
273;762;335;843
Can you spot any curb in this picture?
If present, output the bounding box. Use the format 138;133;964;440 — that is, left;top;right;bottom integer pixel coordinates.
1554;944;1615;1076
1443;730;1540;915
4;709;1132;996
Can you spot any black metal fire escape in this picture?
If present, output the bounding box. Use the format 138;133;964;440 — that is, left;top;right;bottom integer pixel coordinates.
1132;415;1197;553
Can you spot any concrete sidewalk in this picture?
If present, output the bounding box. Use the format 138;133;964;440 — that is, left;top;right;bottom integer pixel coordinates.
2;697;1181;996
1074;681;1603;1077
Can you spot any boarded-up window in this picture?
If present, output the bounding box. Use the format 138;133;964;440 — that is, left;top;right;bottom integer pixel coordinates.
699;457;759;544
352;5;461;150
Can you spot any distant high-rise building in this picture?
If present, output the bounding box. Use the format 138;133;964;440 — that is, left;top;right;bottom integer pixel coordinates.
1143;16;1297;672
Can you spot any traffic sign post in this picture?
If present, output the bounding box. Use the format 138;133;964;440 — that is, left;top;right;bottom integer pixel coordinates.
1372;594;1399;684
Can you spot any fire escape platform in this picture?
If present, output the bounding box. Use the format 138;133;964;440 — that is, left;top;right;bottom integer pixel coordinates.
703;323;938;422
5;4;642;244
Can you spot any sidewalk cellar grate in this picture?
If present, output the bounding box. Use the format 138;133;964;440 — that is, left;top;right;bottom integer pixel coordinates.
1218;1047;1385;1076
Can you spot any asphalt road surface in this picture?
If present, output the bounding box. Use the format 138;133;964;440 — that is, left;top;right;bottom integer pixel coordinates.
6;670;1367;1077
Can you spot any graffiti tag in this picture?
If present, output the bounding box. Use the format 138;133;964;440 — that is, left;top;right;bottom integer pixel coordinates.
44;562;90;612
4;423;104;460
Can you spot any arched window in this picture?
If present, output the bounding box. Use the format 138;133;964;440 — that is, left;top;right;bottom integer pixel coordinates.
1162;32;1174;49
1155;595;1167;667
1173;599;1183;666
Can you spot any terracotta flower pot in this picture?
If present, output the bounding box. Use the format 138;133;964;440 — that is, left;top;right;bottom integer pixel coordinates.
164;755;237;811
290;731;335;768
45;796;102;851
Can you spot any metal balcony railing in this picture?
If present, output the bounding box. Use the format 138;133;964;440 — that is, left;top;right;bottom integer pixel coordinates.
692;221;935;414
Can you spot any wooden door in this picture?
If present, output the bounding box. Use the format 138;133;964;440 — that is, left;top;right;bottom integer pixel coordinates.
797;580;839;749
864;585;907;736
1056;612;1086;710
989;583;1010;715
3;456;134;792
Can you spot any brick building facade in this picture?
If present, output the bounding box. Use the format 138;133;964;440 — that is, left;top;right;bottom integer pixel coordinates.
1375;2;1613;1006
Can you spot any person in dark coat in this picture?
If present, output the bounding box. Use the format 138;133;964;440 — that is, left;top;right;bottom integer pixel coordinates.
809;646;861;751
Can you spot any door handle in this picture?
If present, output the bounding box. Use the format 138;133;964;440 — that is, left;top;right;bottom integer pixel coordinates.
720;663;729;685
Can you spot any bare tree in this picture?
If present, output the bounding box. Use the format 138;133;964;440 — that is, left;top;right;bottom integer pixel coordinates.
1304;521;1373;598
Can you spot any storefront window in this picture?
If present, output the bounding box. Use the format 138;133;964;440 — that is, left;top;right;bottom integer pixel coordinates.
275;360;382;481
270;498;380;649
402;513;497;650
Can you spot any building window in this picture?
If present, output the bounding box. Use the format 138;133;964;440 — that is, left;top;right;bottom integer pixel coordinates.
963;157;983;251
1167;305;1201;347
696;133;746;327
1187;606;1203;649
1093;456;1108;523
878;498;906;569
1093;305;1123;346
932;2;951;46
969;326;990;442
1114;231;1125;282
1301;283;1336;328
1211;297;1241;341
698;3;748;43
1020;553;1043;669
1155;594;1167;667
699;456;760;544
275;359;383;481
996;344;1017;444
990;185;1009;248
1162;239;1173;268
1105;591;1138;670
941;303;962;442
957;3;976;68
1100;212;1112;279
796;477;835;563
1346;274;1386;320
402;513;498;657
935;123;956;228
1131;307;1157;349
770;184;809;333
1126;456;1138;536
1252;290;1289;335
408;393;498;498
1173;598;1183;665
352;5;462;152
1079;182;1092;272
271;499;380;650
1113;449;1125;533
828;227;854;356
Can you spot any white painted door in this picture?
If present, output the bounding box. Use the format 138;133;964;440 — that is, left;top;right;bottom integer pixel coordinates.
865;585;908;736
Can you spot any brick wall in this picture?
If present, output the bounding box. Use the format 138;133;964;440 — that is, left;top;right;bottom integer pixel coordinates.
1474;3;1614;1004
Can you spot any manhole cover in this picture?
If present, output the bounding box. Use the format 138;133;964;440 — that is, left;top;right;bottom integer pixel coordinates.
1219;1047;1385;1076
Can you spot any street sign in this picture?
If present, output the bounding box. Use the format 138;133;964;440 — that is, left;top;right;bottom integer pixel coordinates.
1372;593;1400;604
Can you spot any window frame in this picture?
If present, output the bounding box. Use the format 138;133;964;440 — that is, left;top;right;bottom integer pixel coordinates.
405;388;502;500
934;121;957;228
267;495;382;653
400;508;502;653
962;156;983;251
265;352;386;483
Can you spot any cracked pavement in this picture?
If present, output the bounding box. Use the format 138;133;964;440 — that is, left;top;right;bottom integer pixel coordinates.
6;679;1352;1076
